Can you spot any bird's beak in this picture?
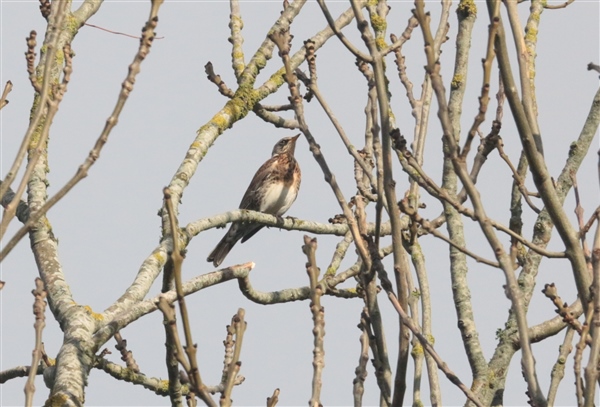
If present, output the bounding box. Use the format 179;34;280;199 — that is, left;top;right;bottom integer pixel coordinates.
292;134;301;142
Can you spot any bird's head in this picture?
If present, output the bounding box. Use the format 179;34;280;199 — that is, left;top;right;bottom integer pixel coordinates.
271;134;301;156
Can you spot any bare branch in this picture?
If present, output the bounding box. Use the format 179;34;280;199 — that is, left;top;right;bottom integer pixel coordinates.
163;187;215;407
583;212;600;405
547;328;575;403
219;309;246;407
24;278;47;407
0;80;12;109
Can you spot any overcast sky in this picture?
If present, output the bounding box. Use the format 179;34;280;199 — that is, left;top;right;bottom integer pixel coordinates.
1;1;599;406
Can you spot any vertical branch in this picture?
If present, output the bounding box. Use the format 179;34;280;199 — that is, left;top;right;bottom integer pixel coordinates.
409;0;450;208
355;191;392;406
161;257;183;406
402;259;423;404
302;236;325;407
547;328;575;404
503;0;544;155
163;188;216;407
353;310;370;407
406;239;441;404
24;278;47;407
459;16;498;159
220;309;246;407
583;213;600;405
157;297;193;404
523;0;544;121
574;306;594;406
228;0;245;80
442;0;490;394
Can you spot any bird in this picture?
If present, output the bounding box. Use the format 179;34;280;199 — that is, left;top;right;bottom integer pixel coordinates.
207;134;302;267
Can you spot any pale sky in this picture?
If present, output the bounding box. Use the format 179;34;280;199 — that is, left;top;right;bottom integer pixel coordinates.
1;1;599;406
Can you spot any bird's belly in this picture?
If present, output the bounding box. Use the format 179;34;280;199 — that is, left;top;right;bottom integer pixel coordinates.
260;182;297;215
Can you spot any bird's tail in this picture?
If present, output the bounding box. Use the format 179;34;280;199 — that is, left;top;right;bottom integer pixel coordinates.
207;225;240;267
207;238;235;268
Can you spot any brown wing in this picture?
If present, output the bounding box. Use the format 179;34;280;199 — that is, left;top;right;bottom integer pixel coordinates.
238;155;279;210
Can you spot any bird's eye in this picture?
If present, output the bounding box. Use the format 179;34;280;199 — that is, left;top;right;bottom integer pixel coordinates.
279;140;287;146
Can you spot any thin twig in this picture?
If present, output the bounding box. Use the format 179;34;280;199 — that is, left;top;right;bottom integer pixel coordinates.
0;80;12;109
399;198;500;268
459;14;498;159
570;172;592;262
583;211;600;405
542;283;587;341
544;0;574;9
497;139;541;214
113;332;139;373
24;278;47;407
393;141;565;259
161;254;183;406
266;388;280;407
205;62;235;98
574;306;594;406
84;22;165;39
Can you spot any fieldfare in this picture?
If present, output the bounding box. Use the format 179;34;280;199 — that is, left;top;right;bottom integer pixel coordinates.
207;134;302;267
